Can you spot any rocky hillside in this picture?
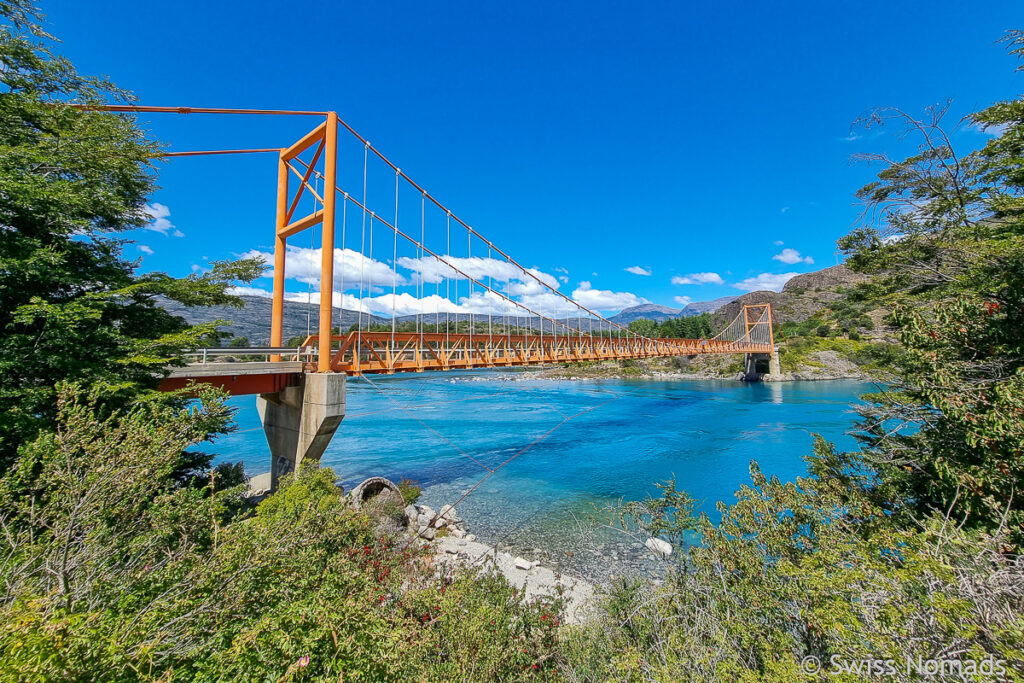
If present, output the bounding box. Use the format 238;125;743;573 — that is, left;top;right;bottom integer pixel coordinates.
713;265;870;327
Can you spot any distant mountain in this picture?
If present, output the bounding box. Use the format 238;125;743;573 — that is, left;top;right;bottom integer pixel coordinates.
158;295;388;346
609;296;735;325
681;295;736;315
608;304;683;325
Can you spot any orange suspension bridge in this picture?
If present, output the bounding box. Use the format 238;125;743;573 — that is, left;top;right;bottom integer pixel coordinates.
82;106;778;485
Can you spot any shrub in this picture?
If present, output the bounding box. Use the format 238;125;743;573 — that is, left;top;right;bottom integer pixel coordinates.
563;442;1024;680
0;387;566;681
397;478;422;506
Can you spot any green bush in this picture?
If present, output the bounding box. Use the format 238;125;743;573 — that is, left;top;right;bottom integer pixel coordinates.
0;386;565;681
397;478;422;506
563;444;1024;681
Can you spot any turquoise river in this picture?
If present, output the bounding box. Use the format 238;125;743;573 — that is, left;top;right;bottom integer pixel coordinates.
208;373;872;580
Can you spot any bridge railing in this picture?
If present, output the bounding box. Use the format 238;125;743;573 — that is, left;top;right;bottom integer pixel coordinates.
181;347;316;364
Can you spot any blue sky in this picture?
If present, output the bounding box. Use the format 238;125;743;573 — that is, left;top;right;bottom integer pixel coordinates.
46;0;1023;315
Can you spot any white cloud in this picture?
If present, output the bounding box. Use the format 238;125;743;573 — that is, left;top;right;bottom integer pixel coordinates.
190;264;203;273
671;272;724;286
625;265;652;276
780;206;790;213
137;244;154;255
732;272;799;292
143;202;183;237
228;286;272;298
773;240;784;246
558;275;569;284
839;132;861;142
244;246;405;291
673;296;691;306
571;281;647;311
772;248;814;265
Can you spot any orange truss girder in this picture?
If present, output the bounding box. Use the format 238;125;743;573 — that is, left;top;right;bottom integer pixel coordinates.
294;332;774;376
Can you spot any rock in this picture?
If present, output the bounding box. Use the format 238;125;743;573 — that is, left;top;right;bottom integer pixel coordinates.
514;557;532;570
645;537;672;558
465;534;477;542
418;527;436;541
450;528;465;539
432;517;447;529
439;504;458;521
445;547;459;555
531;560;541;569
417;514;431;528
403;505;418;524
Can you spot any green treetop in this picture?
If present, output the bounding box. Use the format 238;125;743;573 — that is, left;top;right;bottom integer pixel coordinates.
0;3;262;469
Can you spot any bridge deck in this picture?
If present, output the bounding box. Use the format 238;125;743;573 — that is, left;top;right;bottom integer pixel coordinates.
159;333;773;396
324;331;772;375
159;361;304;394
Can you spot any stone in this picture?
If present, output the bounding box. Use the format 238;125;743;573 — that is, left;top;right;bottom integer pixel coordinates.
531;560;541;569
439;504;458;521
404;505;418;524
514;557;532;570
645;537;672;558
445;547;459;555
418;526;436;541
450;528;465;539
432;517;448;529
417;514;431;528
465;534;477;542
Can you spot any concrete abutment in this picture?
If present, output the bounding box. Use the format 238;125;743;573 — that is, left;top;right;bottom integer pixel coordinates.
743;345;782;381
257;373;346;490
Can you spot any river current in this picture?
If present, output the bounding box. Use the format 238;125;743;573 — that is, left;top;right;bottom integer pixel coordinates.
209;372;871;580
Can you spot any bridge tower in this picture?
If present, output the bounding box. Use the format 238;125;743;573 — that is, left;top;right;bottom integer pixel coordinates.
259;113;347;489
741;304;781;381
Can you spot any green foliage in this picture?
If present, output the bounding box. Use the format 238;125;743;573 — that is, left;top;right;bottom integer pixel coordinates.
835;44;1024;541
0;387;565;681
627;314;714;339
397;478;422;506
0;8;263;469
565;442;1024;681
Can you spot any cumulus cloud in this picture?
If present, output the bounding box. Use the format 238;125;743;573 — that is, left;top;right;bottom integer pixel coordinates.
773;240;784;246
772;248;814;265
571;281;647;311
673;295;691;306
243;246;405;291
625;265;652;276
671;272;724;286
143;203;183;237
732;272;799;292
137;245;154;255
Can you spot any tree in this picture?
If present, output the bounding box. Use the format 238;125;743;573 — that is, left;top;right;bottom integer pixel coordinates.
837;32;1024;541
628;318;658;338
0;5;262;469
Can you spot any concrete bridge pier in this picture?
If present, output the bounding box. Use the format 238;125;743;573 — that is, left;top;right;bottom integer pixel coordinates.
743;345;781;381
257;373;346;490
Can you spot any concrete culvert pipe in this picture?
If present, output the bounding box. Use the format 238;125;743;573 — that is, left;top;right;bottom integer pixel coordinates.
348;476;402;510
